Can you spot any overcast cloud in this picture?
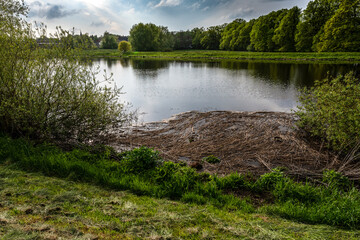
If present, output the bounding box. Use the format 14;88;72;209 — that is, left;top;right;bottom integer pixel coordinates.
25;0;311;35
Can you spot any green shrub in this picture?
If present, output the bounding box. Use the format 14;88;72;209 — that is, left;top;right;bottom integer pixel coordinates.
0;1;132;143
202;155;221;164
322;170;352;191
215;173;249;191
118;40;132;53
255;168;289;191
120;146;161;173
295;72;360;151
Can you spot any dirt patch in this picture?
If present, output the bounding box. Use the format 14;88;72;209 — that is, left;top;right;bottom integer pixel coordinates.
112;111;340;178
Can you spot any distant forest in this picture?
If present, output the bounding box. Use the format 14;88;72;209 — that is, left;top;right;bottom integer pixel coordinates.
128;0;360;52
53;0;359;52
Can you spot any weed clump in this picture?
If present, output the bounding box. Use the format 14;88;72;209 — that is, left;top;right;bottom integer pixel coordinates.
202;155;221;164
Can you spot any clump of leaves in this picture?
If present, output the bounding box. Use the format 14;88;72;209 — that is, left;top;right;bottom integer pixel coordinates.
202;155;221;164
322;170;352;191
120;146;161;173
295;72;360;151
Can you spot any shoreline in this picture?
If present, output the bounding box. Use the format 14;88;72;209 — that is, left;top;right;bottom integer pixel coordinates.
112;110;339;178
81;49;360;64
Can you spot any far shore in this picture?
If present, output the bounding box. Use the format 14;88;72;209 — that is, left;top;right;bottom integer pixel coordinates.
81;49;360;63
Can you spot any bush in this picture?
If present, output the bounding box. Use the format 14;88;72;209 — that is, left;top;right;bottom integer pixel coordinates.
295;72;360;151
120;146;161;173
322;170;352;191
118;41;131;53
0;1;133;143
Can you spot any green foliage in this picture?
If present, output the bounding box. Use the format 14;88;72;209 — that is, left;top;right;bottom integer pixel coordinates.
200;25;226;50
232;20;255;51
255;168;288;191
250;9;288;52
191;27;205;49
219;19;245;50
129;23;174;51
60;32;97;50
318;0;360;52
295;72;360;150
202;155;221;164
2;135;360;229
173;30;192;50
0;1;132;143
100;32;118;49
272;7;300;52
120;146;161;173
214;173;249;191
295;0;340;52
118;40;131;53
323;170;352;190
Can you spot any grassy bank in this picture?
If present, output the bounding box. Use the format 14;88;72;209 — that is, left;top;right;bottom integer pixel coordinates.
3;166;360;239
81;49;360;63
1;135;360;232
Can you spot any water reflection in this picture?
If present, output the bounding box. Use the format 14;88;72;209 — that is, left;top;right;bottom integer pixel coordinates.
94;58;360;122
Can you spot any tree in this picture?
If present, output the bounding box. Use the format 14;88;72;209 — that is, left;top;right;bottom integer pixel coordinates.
118;40;132;53
173;30;192;50
250;9;288;52
129;23;174;51
273;7;301;52
219;19;245;50
295;0;340;52
200;24;226;50
0;0;132;143
318;0;360;52
231;19;255;51
191;27;205;49
100;31;118;49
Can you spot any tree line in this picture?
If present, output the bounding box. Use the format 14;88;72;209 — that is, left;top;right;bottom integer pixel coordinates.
129;0;360;52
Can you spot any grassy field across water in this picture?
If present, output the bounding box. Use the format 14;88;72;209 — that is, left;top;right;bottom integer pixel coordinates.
81;49;360;63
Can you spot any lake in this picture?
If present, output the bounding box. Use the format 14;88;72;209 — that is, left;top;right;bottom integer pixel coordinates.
94;58;359;122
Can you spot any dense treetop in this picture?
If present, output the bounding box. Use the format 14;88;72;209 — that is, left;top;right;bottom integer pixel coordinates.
128;0;360;52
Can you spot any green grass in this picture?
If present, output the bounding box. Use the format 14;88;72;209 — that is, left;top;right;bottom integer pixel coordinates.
1;135;360;232
2;166;360;239
80;49;360;63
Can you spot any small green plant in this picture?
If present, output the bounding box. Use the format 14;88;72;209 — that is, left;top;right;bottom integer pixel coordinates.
120;146;161;173
295;72;360;151
255;168;288;191
322;170;352;191
202;155;221;164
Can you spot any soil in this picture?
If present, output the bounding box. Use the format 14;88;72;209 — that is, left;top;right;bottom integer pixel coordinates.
111;111;341;178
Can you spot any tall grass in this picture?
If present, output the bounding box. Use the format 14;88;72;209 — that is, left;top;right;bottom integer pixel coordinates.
1;134;359;228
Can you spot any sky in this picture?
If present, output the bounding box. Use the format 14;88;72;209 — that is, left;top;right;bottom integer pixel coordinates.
25;0;311;36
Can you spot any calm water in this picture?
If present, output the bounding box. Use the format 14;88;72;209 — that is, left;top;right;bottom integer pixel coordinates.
94;58;359;122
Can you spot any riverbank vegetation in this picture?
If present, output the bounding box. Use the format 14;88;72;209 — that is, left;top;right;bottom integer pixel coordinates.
1;135;360;231
81;49;360;62
3;166;360;239
1;0;360;238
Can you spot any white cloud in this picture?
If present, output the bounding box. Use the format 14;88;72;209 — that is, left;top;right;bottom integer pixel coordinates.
189;2;200;10
154;0;182;8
